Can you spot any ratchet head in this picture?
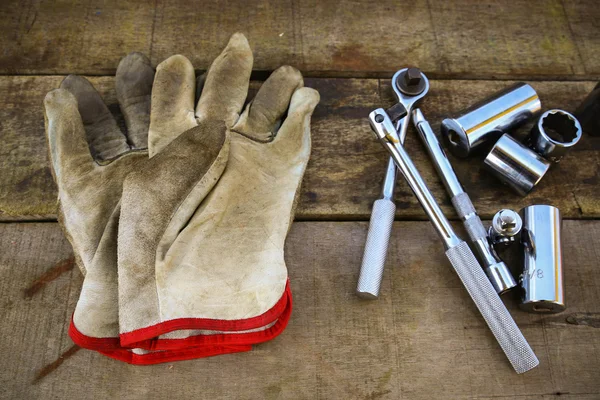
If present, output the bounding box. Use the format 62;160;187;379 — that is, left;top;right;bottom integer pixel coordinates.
392;68;430;110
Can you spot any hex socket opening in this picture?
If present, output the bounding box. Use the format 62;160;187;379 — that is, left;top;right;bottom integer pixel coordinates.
541;112;580;144
447;129;461;147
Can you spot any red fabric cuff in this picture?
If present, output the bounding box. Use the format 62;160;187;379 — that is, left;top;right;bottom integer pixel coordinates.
129;288;292;351
68;281;293;363
119;280;291;348
98;345;252;365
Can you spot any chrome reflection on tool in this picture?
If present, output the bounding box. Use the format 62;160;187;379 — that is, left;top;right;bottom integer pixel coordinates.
369;108;539;374
527;109;582;163
357;68;429;299
441;83;541;158
484;134;551;196
412;108;516;294
520;205;565;314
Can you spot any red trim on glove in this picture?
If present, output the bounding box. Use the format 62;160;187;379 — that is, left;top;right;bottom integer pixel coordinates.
129;287;292;351
69;322;253;363
67;281;293;364
68;323;122;351
119;281;291;347
98;345;252;365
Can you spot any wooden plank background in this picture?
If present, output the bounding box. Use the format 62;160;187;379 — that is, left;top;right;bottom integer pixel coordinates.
0;0;599;398
1;77;598;221
1;0;599;79
2;221;600;399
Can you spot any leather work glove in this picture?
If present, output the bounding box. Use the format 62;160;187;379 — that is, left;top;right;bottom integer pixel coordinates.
44;52;156;361
45;36;255;363
117;37;320;351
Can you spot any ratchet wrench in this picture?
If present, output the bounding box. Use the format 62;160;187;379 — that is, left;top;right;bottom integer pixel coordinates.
368;108;539;374
357;68;430;299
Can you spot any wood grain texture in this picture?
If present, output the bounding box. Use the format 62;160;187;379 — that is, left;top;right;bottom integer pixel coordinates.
0;75;598;221
562;0;600;76
1;221;599;399
0;0;598;79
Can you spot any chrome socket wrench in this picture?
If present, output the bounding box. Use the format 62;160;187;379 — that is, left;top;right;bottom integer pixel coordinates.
369;108;539;374
412;109;517;294
441;83;541;158
357;68;429;299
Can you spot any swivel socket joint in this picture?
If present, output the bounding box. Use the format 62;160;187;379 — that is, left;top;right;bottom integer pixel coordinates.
489;209;522;246
527;110;582;163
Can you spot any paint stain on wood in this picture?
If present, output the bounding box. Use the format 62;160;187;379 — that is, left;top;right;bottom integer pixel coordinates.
33;344;80;384
23;256;75;298
14;167;53;193
565;312;600;328
330;44;370;72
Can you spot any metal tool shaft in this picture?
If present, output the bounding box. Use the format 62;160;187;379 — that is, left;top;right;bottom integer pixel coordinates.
356;158;397;299
370;109;460;249
357;68;430;299
369;108;539;374
520;205;565;313
356;116;417;299
412;109;517;294
441;82;541;157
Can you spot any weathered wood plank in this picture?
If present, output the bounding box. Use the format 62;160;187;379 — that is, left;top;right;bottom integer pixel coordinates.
1;221;599;399
563;0;600;77
0;0;598;79
0;76;597;221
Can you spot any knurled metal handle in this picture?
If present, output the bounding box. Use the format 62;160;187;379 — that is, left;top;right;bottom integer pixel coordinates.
356;199;396;299
446;242;539;374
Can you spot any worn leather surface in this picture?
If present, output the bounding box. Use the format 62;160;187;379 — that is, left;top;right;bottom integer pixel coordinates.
45;33;319;346
44;53;153;337
118;36;320;335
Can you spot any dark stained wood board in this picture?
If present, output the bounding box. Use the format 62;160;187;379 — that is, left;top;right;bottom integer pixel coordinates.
0;0;598;79
1;1;599;399
1;221;599;399
0;75;597;221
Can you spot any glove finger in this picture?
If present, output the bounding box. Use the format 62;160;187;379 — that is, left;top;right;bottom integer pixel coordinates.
232;66;303;142
269;87;320;158
149;54;197;157
44;88;96;183
60;75;130;162
195;32;253;126
116;52;154;150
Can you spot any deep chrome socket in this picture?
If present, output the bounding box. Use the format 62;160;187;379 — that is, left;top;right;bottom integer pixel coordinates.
441;83;541;158
520;205;565;313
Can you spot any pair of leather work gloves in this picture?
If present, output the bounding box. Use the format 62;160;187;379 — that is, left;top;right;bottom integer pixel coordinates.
43;33;319;364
